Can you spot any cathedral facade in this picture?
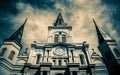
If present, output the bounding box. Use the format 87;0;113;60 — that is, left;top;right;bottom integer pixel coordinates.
0;13;120;75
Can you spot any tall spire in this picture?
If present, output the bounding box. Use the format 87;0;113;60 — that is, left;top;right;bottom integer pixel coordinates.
54;12;66;26
6;18;27;43
93;19;112;45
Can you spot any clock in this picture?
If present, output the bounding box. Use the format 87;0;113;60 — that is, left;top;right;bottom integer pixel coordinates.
54;48;65;56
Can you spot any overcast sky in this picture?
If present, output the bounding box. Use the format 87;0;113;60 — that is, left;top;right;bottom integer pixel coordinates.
0;0;120;53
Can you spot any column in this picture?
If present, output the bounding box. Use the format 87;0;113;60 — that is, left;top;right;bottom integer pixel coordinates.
61;59;64;66
23;68;29;75
43;50;47;62
40;54;42;63
56;59;58;66
40;71;43;75
59;35;62;42
91;68;95;75
69;51;72;63
48;50;51;63
70;71;73;75
70;50;74;63
47;71;50;75
27;49;33;63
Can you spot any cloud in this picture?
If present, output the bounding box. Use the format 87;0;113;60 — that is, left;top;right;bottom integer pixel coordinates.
0;0;120;60
100;0;120;46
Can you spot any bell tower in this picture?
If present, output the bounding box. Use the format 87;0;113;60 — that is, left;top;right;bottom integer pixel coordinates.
93;19;120;75
0;19;27;75
47;13;72;43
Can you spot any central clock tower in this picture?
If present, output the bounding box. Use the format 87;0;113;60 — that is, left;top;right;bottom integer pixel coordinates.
28;13;97;75
47;13;72;43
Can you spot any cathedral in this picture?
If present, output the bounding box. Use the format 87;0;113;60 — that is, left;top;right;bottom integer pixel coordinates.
0;13;120;75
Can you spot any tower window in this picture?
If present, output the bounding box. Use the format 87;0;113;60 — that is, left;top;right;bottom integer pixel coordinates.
36;54;41;64
80;55;85;65
8;51;15;60
62;35;66;42
0;48;7;56
54;35;59;42
113;48;120;57
71;50;74;63
58;60;62;66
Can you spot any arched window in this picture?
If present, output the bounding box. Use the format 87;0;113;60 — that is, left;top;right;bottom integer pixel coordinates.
71;50;74;62
0;48;7;56
8;51;15;60
113;48;120;57
36;54;41;64
46;50;49;62
54;35;59;42
58;60;62;66
62;35;66;42
80;55;85;65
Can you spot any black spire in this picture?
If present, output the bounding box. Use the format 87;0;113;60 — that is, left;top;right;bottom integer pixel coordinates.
54;12;66;26
93;19;105;44
93;19;112;45
6;18;27;44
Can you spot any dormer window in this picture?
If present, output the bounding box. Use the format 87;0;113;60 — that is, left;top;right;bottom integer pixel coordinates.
54;35;59;42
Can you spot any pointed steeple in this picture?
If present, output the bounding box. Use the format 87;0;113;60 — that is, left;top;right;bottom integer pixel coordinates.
54;12;66;26
93;19;112;44
6;18;27;44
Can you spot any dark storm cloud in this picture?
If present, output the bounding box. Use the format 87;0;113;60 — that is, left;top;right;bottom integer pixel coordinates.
0;0;20;16
0;0;57;46
0;0;71;42
101;0;120;36
0;0;20;46
0;20;13;42
25;0;55;10
0;0;120;51
100;0;120;47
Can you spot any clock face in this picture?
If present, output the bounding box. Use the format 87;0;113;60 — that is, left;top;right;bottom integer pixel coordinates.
54;48;65;56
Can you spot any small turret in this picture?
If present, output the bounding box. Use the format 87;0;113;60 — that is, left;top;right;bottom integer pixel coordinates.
5;18;27;48
0;19;27;75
